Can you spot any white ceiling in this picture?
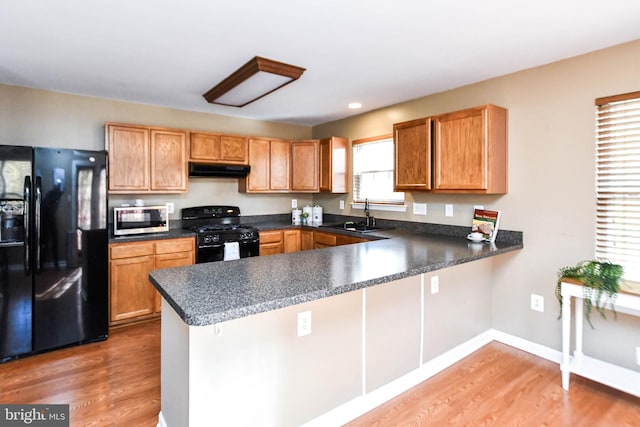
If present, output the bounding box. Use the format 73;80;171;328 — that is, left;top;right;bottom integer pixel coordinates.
2;1;640;126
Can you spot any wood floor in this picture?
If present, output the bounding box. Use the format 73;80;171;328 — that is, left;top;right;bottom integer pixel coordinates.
0;320;160;427
1;320;638;426
346;342;640;427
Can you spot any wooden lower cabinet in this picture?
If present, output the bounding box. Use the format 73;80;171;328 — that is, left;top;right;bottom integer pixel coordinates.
336;235;367;245
300;230;314;251
259;230;284;256
109;237;194;326
283;230;300;253
313;231;337;249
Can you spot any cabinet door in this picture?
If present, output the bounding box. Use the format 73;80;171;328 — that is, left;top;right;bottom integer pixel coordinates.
394;118;431;191
150;129;188;192
320;137;349;193
109;255;156;322
313;231;337;249
190;132;221;161
300;230;314;251
283;229;300;253
336;235;367;245
433;105;507;193
245;138;271;191
259;230;283;256
291;140;319;192
220;135;248;164
270;139;291;191
107;124;150;192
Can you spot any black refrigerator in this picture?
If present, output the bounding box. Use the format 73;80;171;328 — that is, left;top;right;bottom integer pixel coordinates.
0;145;108;362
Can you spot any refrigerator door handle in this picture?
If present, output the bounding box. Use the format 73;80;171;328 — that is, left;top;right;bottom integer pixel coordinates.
35;176;42;273
24;175;31;275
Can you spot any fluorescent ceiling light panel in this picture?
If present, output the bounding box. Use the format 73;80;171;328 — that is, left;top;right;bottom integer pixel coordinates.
203;56;306;107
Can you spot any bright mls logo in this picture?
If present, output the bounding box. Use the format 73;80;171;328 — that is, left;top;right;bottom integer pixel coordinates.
0;405;69;427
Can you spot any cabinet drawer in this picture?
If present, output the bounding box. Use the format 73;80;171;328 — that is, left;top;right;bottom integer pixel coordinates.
155;238;194;254
314;232;337;246
110;242;155;259
259;230;283;244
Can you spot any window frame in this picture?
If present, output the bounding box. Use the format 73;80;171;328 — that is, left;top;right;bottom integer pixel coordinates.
595;90;640;282
352;134;405;206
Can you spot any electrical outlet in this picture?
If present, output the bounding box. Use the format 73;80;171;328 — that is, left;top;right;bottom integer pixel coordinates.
339;200;345;210
430;275;439;294
530;294;544;312
166;202;174;214
413;202;427;215
445;204;454;217
291;199;297;209
297;311;311;337
636;346;640;366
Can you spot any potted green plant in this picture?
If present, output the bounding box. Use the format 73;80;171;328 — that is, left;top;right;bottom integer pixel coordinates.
300;212;309;225
556;260;624;328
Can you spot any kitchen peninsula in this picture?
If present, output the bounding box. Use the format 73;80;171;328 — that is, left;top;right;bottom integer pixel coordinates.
149;225;523;427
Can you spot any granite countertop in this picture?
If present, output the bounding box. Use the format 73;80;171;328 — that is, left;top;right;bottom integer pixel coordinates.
149;219;523;327
108;227;195;244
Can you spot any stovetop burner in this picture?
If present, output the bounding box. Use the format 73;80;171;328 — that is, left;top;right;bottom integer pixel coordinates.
182;205;258;242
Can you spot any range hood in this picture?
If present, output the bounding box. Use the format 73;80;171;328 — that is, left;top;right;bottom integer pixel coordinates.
188;162;251;178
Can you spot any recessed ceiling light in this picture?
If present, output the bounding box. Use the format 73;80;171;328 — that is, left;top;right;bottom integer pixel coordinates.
348;102;362;109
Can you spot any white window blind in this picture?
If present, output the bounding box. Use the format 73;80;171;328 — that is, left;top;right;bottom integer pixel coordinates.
352;136;404;204
596;91;640;282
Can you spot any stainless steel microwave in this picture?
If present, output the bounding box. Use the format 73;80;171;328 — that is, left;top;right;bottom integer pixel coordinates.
113;205;169;236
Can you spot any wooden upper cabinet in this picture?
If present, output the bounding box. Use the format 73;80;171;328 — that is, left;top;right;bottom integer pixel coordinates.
190;132;220;160
107;124;151;192
291;140;319;192
150;129;188;192
106;123;188;193
220;135;248;164
319;136;349;193
189;132;248;164
240;138;290;193
433;104;507;194
394;118;431;191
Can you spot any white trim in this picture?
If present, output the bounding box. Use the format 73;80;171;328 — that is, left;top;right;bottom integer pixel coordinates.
351;202;407;212
156;411;167;427
361;289;367;396
490;329;563;364
302;329;563;427
419;274;425;367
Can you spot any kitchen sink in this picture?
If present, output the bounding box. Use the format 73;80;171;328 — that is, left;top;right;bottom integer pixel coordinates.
320;221;392;233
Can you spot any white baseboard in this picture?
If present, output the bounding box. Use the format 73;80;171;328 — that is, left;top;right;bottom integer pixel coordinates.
303;329;561;427
489;328;563;364
156;411;167;427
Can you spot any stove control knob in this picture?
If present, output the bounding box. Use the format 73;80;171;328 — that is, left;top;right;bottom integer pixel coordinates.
203;234;220;244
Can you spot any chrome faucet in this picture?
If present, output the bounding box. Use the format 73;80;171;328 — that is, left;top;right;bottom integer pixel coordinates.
364;198;373;227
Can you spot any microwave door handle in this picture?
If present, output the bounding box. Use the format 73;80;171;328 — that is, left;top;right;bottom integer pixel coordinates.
23;176;31;275
35;176;42;273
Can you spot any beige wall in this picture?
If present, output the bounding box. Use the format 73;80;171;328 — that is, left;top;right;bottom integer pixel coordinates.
0;84;314;217
313;39;640;370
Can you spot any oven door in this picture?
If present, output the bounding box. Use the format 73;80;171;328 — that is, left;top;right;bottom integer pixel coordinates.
196;239;260;264
197;242;224;263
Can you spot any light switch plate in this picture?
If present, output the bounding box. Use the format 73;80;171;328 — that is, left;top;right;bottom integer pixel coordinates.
339;200;345;210
413;202;427;215
445;204;454;217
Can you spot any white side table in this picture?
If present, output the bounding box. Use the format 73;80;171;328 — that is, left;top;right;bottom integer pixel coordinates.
560;279;640;397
